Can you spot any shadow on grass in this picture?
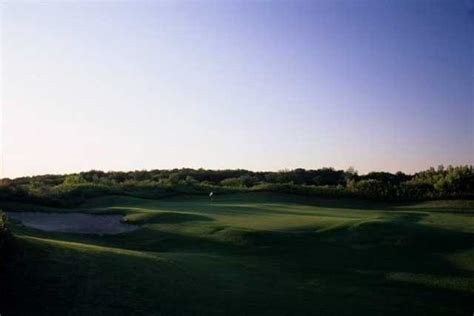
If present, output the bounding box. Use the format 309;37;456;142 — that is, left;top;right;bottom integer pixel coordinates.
1;222;473;316
122;211;214;225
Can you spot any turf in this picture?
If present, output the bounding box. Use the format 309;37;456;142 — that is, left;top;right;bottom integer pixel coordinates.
1;193;473;315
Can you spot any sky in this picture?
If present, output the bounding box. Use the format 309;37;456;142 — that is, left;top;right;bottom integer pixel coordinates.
1;0;473;178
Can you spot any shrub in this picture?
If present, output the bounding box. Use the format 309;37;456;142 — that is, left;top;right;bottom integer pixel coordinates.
221;178;243;187
0;166;472;205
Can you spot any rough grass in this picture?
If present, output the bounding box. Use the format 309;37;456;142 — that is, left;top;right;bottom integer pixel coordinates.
1;193;473;315
0;211;6;262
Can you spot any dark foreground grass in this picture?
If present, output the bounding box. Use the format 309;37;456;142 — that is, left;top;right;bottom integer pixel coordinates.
1;193;473;315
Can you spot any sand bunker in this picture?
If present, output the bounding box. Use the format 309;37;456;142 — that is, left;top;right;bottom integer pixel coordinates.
6;212;138;234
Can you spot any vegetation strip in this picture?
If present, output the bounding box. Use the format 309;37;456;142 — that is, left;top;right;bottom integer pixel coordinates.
1;166;472;207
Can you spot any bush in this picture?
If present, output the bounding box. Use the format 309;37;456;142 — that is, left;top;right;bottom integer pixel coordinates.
0;166;472;205
221;178;244;187
251;183;351;198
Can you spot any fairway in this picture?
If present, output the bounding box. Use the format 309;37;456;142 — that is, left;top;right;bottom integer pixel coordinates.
3;0;473;314
0;192;473;315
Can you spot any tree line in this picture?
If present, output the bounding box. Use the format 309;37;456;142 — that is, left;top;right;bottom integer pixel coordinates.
0;165;472;206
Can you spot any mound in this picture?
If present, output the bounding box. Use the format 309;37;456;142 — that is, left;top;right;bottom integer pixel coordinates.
122;212;213;225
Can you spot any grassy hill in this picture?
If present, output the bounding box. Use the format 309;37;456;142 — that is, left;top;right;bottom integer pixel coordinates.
1;193;473;315
0;211;6;263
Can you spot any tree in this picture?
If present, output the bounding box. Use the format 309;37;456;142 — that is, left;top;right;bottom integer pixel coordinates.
63;174;86;185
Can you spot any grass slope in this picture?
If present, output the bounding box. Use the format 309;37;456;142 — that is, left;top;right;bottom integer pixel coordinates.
1;193;473;315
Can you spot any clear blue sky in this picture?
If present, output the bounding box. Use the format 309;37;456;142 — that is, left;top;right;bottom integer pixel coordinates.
1;0;473;178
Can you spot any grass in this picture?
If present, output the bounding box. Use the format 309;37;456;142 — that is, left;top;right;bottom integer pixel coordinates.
1;192;473;315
